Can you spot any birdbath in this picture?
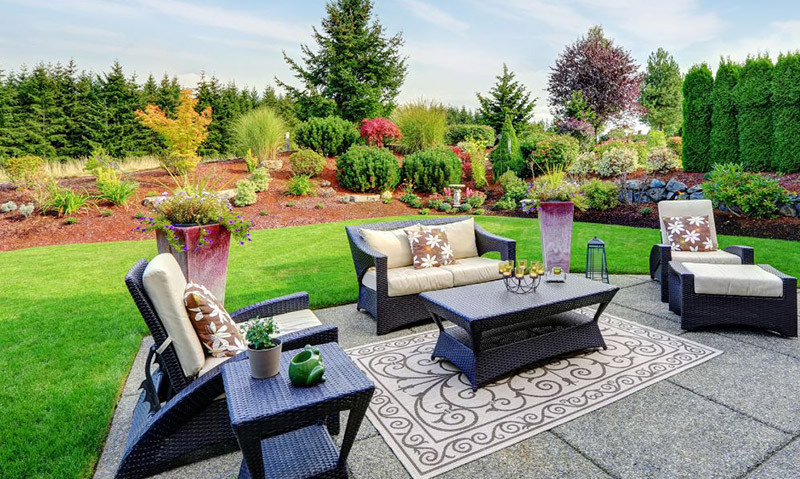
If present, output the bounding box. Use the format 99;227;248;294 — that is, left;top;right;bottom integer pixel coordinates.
449;184;466;207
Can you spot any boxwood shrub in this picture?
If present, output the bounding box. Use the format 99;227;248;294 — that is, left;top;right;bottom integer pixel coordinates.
401;147;462;193
289;149;326;177
336;146;400;193
445;124;496;146
295;116;359;157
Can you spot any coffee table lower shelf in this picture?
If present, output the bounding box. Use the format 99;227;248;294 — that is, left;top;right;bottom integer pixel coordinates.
431;313;607;391
238;424;347;479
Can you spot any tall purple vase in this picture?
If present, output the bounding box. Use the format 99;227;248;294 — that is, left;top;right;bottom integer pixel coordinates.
539;201;574;273
156;224;231;304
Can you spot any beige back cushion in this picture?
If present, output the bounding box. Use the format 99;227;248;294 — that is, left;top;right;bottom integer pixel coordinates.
658;200;717;247
360;227;414;269
143;254;206;377
441;218;479;259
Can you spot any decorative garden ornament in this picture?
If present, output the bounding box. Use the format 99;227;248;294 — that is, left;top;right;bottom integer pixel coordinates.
289;345;326;387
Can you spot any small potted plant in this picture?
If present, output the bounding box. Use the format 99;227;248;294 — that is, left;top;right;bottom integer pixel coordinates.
136;175;253;303
243;317;281;379
522;167;588;273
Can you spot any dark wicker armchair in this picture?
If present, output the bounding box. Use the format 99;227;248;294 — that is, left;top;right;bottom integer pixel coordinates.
117;259;339;479
345;217;516;335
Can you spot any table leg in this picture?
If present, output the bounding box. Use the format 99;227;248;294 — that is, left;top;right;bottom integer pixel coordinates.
593;302;610;350
238;435;265;479
338;393;372;469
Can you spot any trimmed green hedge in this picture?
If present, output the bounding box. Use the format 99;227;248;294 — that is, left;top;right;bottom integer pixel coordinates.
682;63;714;172
445;124;495;146
710;59;740;165
295;116;359;157
336;146;400;192
401;147;462;193
772;52;800;173
734;56;773;171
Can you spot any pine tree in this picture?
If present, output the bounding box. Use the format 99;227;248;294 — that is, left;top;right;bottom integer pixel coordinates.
10;65;57;158
710;59;740;166
279;0;407;121
70;72;107;155
100;61;152;157
682;63;714;172
771;52;800;173
734;55;773;171
476;63;536;133
0;69;16;158
640;48;683;135
156;74;181;115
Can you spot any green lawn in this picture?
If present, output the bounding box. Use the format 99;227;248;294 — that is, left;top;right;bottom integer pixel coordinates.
1;215;797;478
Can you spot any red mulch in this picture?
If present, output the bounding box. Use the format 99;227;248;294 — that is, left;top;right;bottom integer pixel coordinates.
1;159;798;252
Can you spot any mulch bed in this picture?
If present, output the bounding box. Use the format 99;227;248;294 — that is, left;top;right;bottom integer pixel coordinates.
1;158;798;252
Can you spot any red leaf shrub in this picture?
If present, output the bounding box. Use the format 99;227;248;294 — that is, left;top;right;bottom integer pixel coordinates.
360;117;402;147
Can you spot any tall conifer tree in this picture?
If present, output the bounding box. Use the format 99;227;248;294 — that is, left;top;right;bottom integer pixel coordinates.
640;48;683;135
682;63;713;172
710;59;740;166
476;63;536;133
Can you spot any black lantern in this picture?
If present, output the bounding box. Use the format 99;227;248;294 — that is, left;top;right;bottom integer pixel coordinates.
585;236;609;283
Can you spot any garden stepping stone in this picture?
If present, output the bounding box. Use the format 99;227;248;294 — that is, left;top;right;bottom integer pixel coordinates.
338;194;380;203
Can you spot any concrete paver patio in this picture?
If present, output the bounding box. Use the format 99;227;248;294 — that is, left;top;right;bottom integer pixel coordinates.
95;276;800;479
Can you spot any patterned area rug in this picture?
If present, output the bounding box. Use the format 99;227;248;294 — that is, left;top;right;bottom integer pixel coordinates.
346;310;721;478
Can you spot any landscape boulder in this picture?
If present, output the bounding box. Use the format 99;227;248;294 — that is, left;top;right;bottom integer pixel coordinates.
665;177;687;193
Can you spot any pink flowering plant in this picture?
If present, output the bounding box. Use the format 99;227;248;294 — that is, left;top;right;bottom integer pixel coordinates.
136;189;253;251
360;117;402;148
521;167;588;213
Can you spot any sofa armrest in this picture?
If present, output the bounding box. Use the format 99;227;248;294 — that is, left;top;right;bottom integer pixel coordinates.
650;244;672;281
345;226;389;287
475;224;516;261
280;324;339;351
230;292;310;322
724;245;754;264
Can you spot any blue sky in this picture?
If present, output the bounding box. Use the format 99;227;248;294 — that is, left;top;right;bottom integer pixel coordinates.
1;0;800;121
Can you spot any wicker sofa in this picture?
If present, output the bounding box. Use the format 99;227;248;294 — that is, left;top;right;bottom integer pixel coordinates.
117;255;339;478
345;217;516;335
649;199;754;302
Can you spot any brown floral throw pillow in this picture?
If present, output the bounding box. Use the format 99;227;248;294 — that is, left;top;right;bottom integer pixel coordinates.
184;283;246;358
405;227;456;269
661;215;716;252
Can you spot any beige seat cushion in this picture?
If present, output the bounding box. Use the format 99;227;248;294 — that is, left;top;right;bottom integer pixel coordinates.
200;309;323;377
683;263;783;297
143;254;206;377
360;227;414;268
658;200;718;248
441;257;502;287
671;250;742;265
362;265;454;297
440;218;479;259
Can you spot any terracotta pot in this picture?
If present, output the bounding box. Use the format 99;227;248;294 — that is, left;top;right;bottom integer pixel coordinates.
156;223;231;304
248;339;282;379
539;201;574;273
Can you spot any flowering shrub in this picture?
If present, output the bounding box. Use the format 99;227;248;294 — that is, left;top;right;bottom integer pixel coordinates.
568;151;598;176
595;138;648;166
465;188;486;208
645;147;681;173
136;189;253;250
596;147;637;177
523;168;588;212
556;117;595;148
703;163;789;218
529;135;580;173
360;117;402;147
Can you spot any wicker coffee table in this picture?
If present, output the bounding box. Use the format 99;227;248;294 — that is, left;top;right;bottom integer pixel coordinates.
420;277;619;391
222;343;375;479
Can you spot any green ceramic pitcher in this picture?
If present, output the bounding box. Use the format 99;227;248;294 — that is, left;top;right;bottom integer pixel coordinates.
289;345;326;387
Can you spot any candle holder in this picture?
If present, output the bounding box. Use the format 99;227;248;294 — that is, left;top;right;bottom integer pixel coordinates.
546;266;567;283
500;270;542;294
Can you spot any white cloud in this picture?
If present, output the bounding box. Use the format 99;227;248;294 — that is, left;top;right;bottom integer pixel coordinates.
135;0;310;44
715;21;800;62
398;0;469;32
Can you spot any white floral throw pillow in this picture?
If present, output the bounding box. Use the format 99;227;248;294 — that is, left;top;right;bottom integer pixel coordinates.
184;283;246;358
661;215;716;252
405;227;456;269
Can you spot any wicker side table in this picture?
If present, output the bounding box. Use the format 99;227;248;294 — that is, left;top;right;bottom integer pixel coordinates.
222;343;375;479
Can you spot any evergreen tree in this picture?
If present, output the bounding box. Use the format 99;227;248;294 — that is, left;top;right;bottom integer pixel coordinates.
771;52;800;173
682;63;714;172
10;65;57;158
476;63;536;133
640;48;683;135
734;55;773;171
156;74;181;116
142;74;159;106
710;59;740;166
279;0;407;121
263;85;298;129
0;69;16;158
100;61;152;157
70;72;107;156
445;105;476;125
490;116;524;177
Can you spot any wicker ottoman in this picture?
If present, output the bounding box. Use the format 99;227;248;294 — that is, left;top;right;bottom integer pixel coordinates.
668;261;797;337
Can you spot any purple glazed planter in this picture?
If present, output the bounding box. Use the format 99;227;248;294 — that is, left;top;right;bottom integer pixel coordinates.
538;201;574;273
156;224;231;304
